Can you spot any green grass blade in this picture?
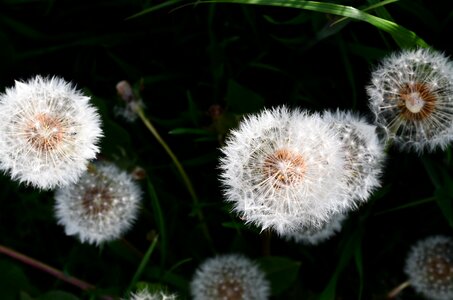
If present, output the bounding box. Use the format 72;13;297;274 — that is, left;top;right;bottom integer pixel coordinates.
147;179;168;264
125;235;159;297
200;0;428;48
330;0;397;26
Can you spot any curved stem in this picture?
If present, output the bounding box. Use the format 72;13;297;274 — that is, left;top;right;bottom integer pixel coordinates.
0;244;112;299
136;107;212;246
387;280;411;299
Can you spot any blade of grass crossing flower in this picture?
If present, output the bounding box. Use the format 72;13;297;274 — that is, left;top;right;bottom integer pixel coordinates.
147;179;168;264
201;0;428;48
125;235;159;297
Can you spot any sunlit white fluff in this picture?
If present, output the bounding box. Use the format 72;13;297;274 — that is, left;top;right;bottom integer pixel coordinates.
219;106;349;235
0;75;102;189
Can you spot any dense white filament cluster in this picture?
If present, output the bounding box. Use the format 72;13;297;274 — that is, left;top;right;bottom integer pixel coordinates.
367;48;453;153
0;76;102;189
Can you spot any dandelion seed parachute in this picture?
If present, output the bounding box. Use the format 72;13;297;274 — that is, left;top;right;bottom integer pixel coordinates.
219;106;349;235
190;254;270;300
126;290;177;300
284;212;347;245
404;235;453;300
322;110;385;206
54;162;142;245
367;48;453;153
0;75;102;189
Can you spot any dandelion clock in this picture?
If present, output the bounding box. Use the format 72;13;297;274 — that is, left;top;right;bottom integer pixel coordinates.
54;162;141;245
404;236;453;300
219;106;349;235
0;76;102;189
367;48;453;153
322;110;385;206
191;254;270;300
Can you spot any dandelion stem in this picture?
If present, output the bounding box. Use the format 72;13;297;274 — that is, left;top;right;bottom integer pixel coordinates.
136;107;212;246
0;244;111;299
387;280;411;298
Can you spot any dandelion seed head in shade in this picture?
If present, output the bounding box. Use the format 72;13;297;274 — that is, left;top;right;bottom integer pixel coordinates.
190;254;270;300
367;48;453;153
0;75;102;189
405;235;453;300
126;289;178;300
323;110;385;206
284;212;347;245
54;162;141;245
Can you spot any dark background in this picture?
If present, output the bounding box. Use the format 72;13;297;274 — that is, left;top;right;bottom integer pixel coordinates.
0;0;452;299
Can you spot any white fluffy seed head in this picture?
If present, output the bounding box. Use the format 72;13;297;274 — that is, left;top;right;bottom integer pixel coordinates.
367;48;453;153
54;162;142;245
0;75;102;189
322;110;385;206
190;254;270;300
404;235;453;300
284;212;347;245
126;290;177;300
219;106;350;235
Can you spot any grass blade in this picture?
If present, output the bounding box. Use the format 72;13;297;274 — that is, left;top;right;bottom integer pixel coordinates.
147;179;168;264
125;235;159;297
200;0;428;48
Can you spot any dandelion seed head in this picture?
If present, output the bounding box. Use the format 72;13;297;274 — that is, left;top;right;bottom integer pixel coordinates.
323;110;385;205
367;48;453;153
284;212;347;245
0;75;102;189
219;106;349;235
405;235;453;300
191;254;270;300
54;162;141;245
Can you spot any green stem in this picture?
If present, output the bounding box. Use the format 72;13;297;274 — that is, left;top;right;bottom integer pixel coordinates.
136;107;212;246
125;235;159;296
0;244;111;299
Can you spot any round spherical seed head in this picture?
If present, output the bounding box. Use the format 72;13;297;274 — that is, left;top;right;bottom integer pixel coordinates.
190;254;270;300
219;106;349;235
0;76;102;189
54;162;142;245
322;110;385;207
367;48;453;153
404;236;453;300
